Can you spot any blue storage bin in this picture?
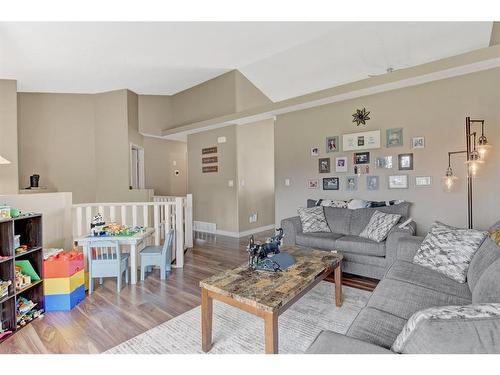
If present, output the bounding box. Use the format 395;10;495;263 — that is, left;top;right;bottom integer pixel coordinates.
44;285;85;312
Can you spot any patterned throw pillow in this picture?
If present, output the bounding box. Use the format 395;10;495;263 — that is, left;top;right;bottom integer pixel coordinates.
297;207;331;233
316;199;349;208
413;221;488;283
391;303;500;353
359;210;401;242
490;230;500;246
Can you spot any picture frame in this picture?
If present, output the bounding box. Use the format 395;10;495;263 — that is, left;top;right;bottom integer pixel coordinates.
398;153;414;170
375;156;393;169
335;157;348;172
366;175;379;191
326;136;339;153
415;176;432;187
319;158;330;173
388;175;409;189
412;137;425;149
346;175;358;192
342;130;381;151
354;165;369;175
386;128;403;148
307;179;319;189
311;147;320;156
354;152;370;165
323;177;339;190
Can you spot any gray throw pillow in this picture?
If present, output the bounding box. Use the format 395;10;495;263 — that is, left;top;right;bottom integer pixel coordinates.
413;221;488;283
359;210;401;242
297;207;331;233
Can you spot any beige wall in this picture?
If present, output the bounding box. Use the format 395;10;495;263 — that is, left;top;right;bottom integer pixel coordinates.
0;80;19;194
144;137;187;196
237;119;275;232
490;22;500;46
17;92;97;202
275;67;500;234
188;126;239;233
138;94;173;136
235;70;272;111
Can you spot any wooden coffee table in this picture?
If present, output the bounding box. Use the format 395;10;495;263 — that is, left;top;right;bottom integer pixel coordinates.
199;246;343;354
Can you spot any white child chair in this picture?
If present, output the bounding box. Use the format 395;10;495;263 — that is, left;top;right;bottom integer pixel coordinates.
140;229;174;281
88;240;129;294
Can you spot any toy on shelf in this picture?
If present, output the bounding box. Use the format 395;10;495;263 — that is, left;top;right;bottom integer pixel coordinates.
15;245;28;255
90;213;105;236
0;205;11;219
1;279;12;298
16;296;43;328
15;266;31;290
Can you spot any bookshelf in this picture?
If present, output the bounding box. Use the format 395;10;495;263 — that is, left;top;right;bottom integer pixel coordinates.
0;214;43;343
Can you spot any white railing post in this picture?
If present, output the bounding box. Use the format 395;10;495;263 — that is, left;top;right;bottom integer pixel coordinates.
76;206;83;237
153;204;160;246
174;197;184;268
142;204;148;227
185;194;193;248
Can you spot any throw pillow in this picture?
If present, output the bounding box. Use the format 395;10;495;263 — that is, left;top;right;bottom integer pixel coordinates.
490;230;500;246
391;303;500;353
297;207;331;233
316;199;349;208
359;210;401;242
347;199;369;210
413;221;488;283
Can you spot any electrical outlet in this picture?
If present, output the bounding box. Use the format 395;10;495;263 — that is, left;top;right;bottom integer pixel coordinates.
285;178;291;186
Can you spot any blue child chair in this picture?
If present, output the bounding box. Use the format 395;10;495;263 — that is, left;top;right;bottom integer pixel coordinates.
88;240;129;294
140;229;174;281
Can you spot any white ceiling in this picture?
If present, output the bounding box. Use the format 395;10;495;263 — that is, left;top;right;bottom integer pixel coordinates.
0;22;493;101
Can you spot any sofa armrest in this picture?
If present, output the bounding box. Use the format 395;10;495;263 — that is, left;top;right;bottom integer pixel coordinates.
306;330;393;354
385;223;416;265
281;216;302;246
397;236;425;261
392;303;500;354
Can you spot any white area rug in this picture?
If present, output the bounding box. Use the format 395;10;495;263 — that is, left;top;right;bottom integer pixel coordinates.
106;282;371;354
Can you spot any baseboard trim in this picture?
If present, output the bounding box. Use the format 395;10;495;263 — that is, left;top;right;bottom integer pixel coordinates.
213;224;276;239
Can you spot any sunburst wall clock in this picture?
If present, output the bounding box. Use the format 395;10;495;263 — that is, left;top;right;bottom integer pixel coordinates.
352;108;371;126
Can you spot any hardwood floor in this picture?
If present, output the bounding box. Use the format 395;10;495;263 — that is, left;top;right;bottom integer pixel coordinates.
0;230;377;354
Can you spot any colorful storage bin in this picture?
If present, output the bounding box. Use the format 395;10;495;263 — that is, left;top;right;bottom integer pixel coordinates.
43;251;84;278
44;285;85;312
44;270;84;295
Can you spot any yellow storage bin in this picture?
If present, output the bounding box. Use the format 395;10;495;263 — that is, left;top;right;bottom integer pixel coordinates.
44;270;85;295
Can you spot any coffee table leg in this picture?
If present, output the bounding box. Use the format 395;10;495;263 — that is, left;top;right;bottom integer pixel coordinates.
334;264;343;307
201;288;213;352
264;311;278;354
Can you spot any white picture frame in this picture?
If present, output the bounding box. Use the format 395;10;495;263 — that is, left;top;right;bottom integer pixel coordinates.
375;156;393;169
335;156;348;172
366;175;379;191
342;130;381;151
307;179;319;189
311;147;320;156
412;137;425;149
388;175;409;189
415;176;432;186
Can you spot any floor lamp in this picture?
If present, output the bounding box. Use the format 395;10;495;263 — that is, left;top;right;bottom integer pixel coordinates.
443;117;492;229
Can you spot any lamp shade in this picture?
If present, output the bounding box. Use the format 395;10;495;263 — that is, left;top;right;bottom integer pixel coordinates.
0;155;11;165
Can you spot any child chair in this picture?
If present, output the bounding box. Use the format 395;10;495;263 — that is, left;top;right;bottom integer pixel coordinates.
88;240;129;294
140;229;174;281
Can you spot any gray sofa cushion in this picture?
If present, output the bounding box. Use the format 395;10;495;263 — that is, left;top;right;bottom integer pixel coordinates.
397;236;424;261
392;303;500;354
347;307;407;349
335;235;386;257
348;202;410;235
323;207;351;235
297;207;331;233
385;260;472;300
295;232;343;249
472;257;500;303
467;237;500;292
367;278;471;320
306;330;393;354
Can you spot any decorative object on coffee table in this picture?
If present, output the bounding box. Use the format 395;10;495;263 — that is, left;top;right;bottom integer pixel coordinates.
200;246;343;354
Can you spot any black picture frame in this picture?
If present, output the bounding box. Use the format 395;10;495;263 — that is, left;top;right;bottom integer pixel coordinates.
398;153;414;170
323;177;339;190
354;152;370;165
319;158;331;173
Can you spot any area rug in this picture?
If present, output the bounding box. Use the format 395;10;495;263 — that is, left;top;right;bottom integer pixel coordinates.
106;282;371;354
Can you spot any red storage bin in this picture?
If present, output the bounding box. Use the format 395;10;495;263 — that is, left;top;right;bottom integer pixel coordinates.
43;251;84;278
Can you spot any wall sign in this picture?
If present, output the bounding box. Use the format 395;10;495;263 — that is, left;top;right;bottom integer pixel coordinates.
202;166;218;173
202;156;218;164
342;130;381;151
202;146;218;155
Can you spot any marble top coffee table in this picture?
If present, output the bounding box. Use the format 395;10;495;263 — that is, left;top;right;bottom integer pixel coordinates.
199;246;343;354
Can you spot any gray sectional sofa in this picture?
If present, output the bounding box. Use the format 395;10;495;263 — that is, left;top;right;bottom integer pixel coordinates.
306;221;500;354
281;201;415;279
